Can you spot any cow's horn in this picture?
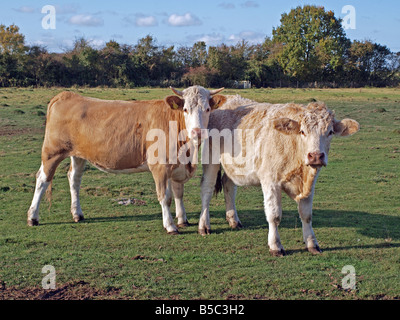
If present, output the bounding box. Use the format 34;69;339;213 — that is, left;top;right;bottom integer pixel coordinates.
170;86;183;97
209;87;225;95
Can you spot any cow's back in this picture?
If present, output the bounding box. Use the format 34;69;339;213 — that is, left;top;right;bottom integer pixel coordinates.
44;92;172;172
211;103;305;186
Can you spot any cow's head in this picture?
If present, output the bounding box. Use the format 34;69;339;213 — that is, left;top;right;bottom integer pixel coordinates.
165;85;226;140
273;103;360;168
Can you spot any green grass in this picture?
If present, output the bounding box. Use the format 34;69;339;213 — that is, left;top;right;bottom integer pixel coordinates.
1;87;400;300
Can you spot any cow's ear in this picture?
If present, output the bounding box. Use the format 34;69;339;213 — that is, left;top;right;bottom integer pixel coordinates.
209;95;227;110
273;118;300;135
333;119;360;137
165;96;184;110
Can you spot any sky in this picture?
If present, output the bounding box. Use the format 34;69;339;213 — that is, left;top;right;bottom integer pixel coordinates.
1;0;399;53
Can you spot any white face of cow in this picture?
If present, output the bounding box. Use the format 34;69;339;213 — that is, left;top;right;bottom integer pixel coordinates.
298;120;335;167
165;86;226;141
273;104;360;169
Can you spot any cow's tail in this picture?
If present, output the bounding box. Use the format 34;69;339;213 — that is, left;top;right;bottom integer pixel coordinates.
42;94;58;210
214;168;223;196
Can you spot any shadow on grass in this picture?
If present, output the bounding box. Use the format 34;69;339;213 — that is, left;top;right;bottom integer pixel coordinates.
40;212;160;226
198;209;400;241
41;208;400;245
197;209;400;255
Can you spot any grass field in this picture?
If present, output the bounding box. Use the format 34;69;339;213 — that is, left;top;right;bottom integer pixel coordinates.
0;87;399;300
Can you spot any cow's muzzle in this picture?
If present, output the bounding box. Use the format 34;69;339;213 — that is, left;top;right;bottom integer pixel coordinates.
307;152;326;167
191;128;208;140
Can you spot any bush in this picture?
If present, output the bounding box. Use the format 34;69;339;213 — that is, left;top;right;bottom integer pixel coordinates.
181;66;219;87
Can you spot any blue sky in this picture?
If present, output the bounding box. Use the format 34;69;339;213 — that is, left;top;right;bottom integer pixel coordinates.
1;0;399;53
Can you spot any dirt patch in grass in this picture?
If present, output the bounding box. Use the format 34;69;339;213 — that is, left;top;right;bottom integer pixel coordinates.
113;198;147;206
0;126;42;137
0;281;121;300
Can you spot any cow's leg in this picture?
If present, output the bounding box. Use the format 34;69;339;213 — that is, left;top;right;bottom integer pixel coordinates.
27;163;50;226
171;181;189;228
160;179;178;234
298;196;321;254
152;169;178;235
261;182;285;256
222;173;242;229
67;156;86;223
199;164;220;235
27;153;66;226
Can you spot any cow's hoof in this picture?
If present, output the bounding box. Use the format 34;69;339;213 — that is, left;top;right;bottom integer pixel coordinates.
307;246;322;255
73;215;84;223
27;219;39;226
269;248;286;257
167;230;180;235
177;220;190;228
198;228;211;236
229;221;243;230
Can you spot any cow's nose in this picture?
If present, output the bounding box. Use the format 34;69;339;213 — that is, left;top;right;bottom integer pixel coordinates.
307;152;325;166
191;128;202;139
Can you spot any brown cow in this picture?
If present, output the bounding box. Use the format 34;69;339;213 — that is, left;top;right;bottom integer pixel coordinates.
198;95;359;255
27;86;226;234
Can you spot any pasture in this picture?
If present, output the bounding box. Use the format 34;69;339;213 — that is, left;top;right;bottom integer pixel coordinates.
0;87;399;300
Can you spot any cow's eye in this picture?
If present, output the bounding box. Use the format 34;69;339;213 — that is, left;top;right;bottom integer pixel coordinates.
206;108;211;112
183;108;188;113
300;130;306;136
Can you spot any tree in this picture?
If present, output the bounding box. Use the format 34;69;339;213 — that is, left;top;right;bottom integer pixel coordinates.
346;40;393;85
245;37;286;87
191;41;207;67
181;66;218;87
133;35;178;86
175;41;207;69
61;37;98;86
0;24;26;55
0;22;398;88
23;46;67;86
206;43;248;86
99;41;133;86
0;24;27;86
272;5;350;82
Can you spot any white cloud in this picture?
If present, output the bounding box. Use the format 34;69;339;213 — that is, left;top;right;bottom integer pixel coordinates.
111;34;124;39
89;38;106;49
241;1;259;8
135;15;158;27
55;4;79;15
187;33;225;46
219;2;235;9
68;14;104;27
167;13;202;27
228;31;265;44
61;39;75;50
14;6;35;13
57;37;105;51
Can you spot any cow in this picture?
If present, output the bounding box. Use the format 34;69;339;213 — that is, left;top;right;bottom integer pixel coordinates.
198;95;360;256
26;86;226;234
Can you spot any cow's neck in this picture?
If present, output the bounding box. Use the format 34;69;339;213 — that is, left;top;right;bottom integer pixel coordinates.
284;161;320;202
296;164;319;201
170;111;199;182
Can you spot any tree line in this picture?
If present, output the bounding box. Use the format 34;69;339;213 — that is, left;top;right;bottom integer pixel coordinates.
1;5;399;88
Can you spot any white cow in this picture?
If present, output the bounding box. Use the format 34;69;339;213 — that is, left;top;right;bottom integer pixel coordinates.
199;96;360;256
